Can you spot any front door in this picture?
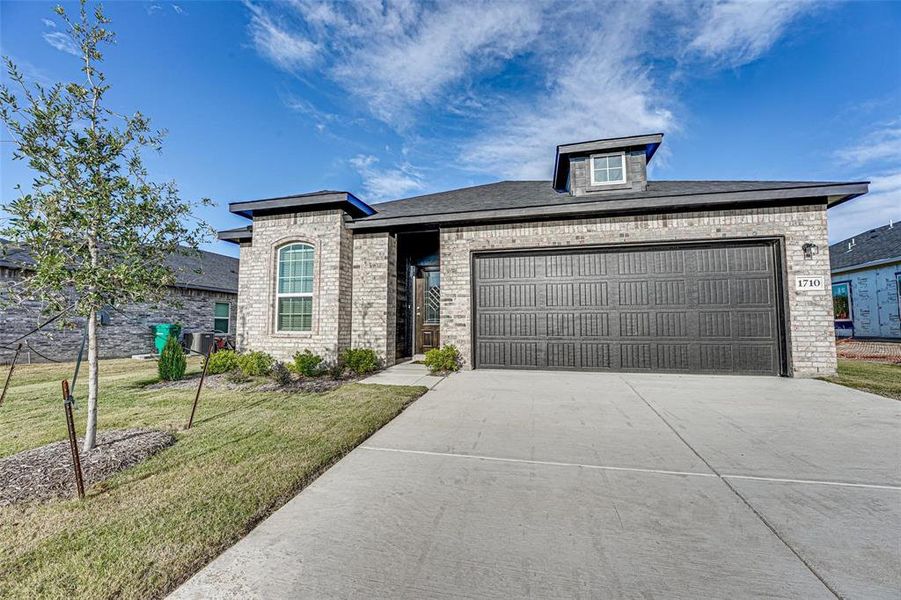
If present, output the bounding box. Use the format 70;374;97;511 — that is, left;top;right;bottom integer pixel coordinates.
415;268;440;353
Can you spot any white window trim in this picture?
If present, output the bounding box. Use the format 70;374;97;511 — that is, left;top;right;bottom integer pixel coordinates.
213;301;231;334
276;243;315;333
589;151;627;186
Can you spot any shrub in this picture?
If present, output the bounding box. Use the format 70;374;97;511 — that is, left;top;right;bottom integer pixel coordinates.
325;360;346;380
423;345;462;374
341;348;380;375
158;335;187;381
206;349;239;375
237;351;274;376
292;350;324;377
270;361;292;385
224;367;249;384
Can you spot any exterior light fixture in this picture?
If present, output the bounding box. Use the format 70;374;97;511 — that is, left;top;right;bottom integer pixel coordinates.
802;243;818;259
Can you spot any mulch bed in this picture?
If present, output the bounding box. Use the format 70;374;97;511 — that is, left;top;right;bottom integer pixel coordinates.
0;429;175;506
144;373;363;393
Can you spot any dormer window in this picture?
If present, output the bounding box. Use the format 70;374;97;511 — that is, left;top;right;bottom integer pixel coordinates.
590;152;627;185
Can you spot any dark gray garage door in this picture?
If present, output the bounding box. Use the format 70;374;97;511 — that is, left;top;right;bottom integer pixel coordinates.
473;242;783;375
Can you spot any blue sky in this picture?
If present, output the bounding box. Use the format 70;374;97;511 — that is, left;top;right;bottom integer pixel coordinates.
1;0;899;259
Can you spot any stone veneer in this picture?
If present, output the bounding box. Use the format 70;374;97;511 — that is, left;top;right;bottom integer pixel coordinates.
236;209;352;363
351;232;397;366
439;204;836;377
0;271;236;364
236;212;399;366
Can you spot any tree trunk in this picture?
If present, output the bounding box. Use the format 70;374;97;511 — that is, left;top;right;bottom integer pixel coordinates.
82;308;99;452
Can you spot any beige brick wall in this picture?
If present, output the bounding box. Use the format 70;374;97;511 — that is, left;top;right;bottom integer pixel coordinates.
236;209;352;363
351;232;397;366
440;204;836;377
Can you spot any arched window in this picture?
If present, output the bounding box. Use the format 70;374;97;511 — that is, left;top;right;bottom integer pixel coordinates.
276;243;314;331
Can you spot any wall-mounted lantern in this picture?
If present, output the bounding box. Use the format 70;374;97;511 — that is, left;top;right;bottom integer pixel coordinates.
802;243;819;260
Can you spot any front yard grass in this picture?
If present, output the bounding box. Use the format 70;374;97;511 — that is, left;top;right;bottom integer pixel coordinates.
822;359;901;400
0;357;425;599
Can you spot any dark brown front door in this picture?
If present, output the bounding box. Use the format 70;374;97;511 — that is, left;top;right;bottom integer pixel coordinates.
415;269;440;353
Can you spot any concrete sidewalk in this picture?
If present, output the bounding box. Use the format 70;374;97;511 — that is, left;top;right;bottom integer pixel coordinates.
359;360;446;389
171;370;901;600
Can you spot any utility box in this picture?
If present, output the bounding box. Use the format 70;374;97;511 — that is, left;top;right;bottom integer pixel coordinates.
152;323;181;354
184;332;215;356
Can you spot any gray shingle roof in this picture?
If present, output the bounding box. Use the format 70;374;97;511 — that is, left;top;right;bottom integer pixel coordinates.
360;179;863;222
829;223;901;271
219;178;867;239
0;241;238;294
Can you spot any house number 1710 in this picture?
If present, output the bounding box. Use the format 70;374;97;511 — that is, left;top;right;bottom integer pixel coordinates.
795;276;824;290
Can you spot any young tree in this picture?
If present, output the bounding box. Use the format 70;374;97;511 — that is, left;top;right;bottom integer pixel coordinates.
0;1;210;451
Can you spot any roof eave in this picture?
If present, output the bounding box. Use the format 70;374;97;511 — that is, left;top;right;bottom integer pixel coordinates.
831;255;901;274
228;192;376;220
351;181;869;230
218;227;253;245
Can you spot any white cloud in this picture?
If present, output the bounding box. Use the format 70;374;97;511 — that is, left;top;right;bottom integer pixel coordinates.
329;1;541;124
827;120;901;241
248;0;540;125
828;171;901;242
349;154;424;201
245;2;318;71
687;0;817;67
244;1;820;181
461;4;673;179
172;4;185;15
41;18;56;28
42;31;79;56
835;120;901;166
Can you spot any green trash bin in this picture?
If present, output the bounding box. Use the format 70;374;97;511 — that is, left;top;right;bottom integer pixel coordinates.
152;323;182;354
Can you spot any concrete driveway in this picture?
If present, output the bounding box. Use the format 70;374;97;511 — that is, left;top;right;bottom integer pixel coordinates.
172;370;901;600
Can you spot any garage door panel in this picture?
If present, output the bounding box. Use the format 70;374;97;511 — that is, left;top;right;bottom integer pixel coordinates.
657;343;691;371
473;242;783;375
654;279;687;305
734;311;774;339
730;245;771;272
733;278;772;305
656;312;689;337
736;345;777;373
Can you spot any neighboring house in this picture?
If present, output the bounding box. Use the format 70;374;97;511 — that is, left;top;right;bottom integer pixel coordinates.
0;242;238;363
829;222;901;340
220;133;868;377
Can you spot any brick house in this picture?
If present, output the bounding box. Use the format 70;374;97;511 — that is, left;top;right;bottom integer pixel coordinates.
1;244;238;364
220;133;867;377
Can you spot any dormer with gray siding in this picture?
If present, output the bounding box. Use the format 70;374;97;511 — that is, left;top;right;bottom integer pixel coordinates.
552;133;663;197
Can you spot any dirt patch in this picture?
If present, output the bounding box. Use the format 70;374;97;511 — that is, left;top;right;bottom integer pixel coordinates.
836;339;901;364
145;373;364;393
0;429;175;506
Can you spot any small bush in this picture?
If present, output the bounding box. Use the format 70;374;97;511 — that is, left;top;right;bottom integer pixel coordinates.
158;336;187;381
341;348;380;375
292;350;324;377
270;361;292;385
424;345;462;374
206;349;239;375
325;360;346;380
224;367;250;384
237;351;274;376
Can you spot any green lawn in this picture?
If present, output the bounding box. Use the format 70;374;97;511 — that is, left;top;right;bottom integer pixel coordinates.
0;358;425;599
822;359;901;400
